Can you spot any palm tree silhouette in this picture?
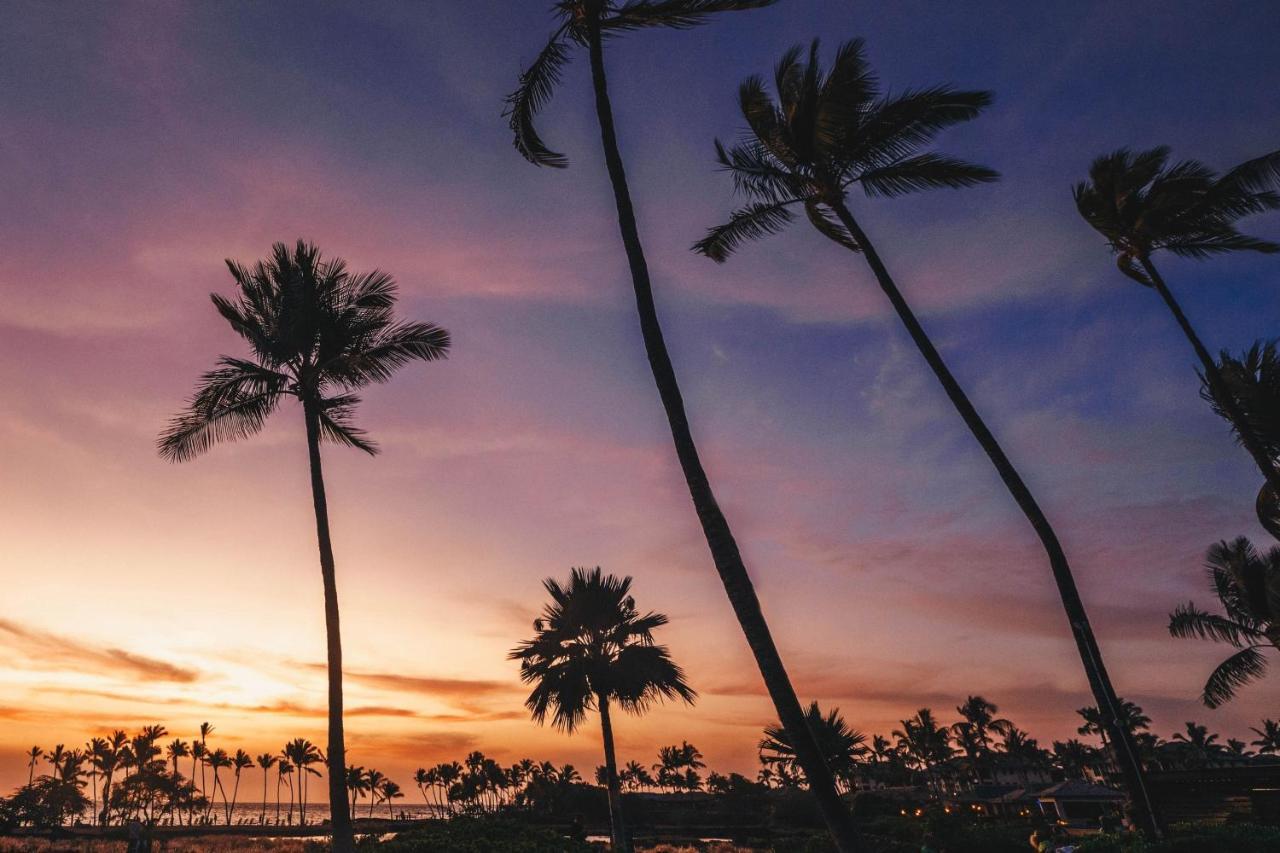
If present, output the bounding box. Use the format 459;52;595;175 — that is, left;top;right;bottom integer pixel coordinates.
228;749;252;824
510;566;695;853
277;758;293;825
893;709;953;794
256;753;277;825
205;748;231;823
507;4;858;845
1074;147;1280;529
1251;719;1280;754
363;768;385;819
159;242;449;851
759;702;866;794
379;779;403;819
25;746;42;786
1202;342;1280;538
347;764;368;815
1170;537;1280;706
693;37;1160;838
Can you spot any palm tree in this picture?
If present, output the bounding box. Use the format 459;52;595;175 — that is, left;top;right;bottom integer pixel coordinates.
693;37;1160;838
228;749;253;824
205;748;231;823
196;723;213;805
256;753;277;825
277;759;293;825
1250;719;1280;754
96;730;126;826
1077;699;1151;749
510;566;696;853
1202;342;1280;539
1074;147;1280;529
285;739;323;825
506;6;860;848
166;740;189;777
893;709;953;793
46;744;66;781
348;765;368;816
1170;537;1280;706
1171;722;1222;767
86;738;107;820
363;768;385;819
159;242;449;852
25;746;42;785
760;702;867;793
379;779;403;819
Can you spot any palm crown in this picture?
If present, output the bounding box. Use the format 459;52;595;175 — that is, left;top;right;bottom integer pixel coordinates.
759;701;866;786
509;566;695;732
506;0;777;169
694;38;998;260
1170;537;1280;707
159;240;450;461
1073;146;1280;284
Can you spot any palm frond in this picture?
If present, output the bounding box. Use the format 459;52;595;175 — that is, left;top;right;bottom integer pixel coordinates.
330;321;452;387
1163;230;1280;259
849;87;993;171
505;29;572;168
859;153;999;198
159;390;281;463
1218;149;1280;195
715;138;802;202
316;395;377;455
1201;645;1268;708
1169;602;1262;647
692;199;798;261
605;0;778;31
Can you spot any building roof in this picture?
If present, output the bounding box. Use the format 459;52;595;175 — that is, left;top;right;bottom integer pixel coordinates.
1035;780;1124;801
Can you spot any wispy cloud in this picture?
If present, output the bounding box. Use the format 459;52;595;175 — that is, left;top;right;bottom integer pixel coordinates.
0;619;197;683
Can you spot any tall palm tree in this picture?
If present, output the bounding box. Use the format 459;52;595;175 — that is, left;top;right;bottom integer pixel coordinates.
510;566;696;853
506;6;860;848
693;37;1159;838
159;242;449;852
86;738;107;820
1170;536;1280;706
348;764;369;816
25;746;42;785
1074;146;1280;529
379;779;403;819
46;744;66;781
197;723;213;804
892;709;953;793
276;759;293;825
759;701;867;794
205;748;231;822
256;753;277;825
1250;719;1280;754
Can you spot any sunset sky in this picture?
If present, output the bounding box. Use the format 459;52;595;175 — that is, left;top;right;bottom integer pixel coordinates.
2;1;1279;797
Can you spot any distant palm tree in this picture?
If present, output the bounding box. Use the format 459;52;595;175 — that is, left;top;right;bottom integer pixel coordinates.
96;730;126;826
166;739;189;777
510;566;696;853
86;738;107;819
1074;146;1280;526
46;744;66;781
1170;537;1280;706
284;738;323;825
893;709;953;793
1172;721;1222;767
256;753;277;825
228;749;253;823
363;768;385;819
694;38;1159;838
379;779;403;819
205;748;231;822
159;242;449;853
1251;719;1280;754
506;6;858;848
25;746;42;785
278;759;294;825
760;702;867;793
1226;738;1252;757
197;723;213;803
348;764;369;815
1077;699;1151;750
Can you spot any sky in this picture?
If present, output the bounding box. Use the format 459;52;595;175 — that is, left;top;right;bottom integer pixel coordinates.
1;0;1279;797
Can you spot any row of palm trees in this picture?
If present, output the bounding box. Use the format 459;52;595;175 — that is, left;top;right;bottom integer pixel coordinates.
152;2;1280;851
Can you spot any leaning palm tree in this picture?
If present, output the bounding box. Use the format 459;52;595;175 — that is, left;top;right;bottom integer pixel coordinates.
1074;146;1280;529
510;566;696;853
506;6;859;849
1170;536;1280;707
205;748;231;823
228;749;253;824
256;753;277;825
1251;719;1280;754
159;241;450;852
693;38;1160;838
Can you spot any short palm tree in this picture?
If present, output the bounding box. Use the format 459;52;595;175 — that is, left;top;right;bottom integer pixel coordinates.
893;709;953;792
510;566;696;853
160;242;449;851
1169;537;1280;707
1251;719;1280;754
379;779;403;819
693;38;1160;838
1074;146;1280;527
256;753;277;824
505;6;860;848
759;701;867;793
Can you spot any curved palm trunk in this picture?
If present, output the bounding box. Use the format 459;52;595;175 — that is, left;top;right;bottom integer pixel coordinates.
1140;259;1280;522
829;201;1161;838
303;402;355;852
581;19;863;852
262;771;268;824
597;695;631;853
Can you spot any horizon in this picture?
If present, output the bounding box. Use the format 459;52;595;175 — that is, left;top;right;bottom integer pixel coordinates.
3;0;1280;804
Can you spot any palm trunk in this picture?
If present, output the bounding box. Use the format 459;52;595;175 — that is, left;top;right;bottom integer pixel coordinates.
229;772;240;825
580;18;863;852
262;771;268;824
303;401;355;852
1140;258;1280;509
598;695;632;853
828;200;1161;839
